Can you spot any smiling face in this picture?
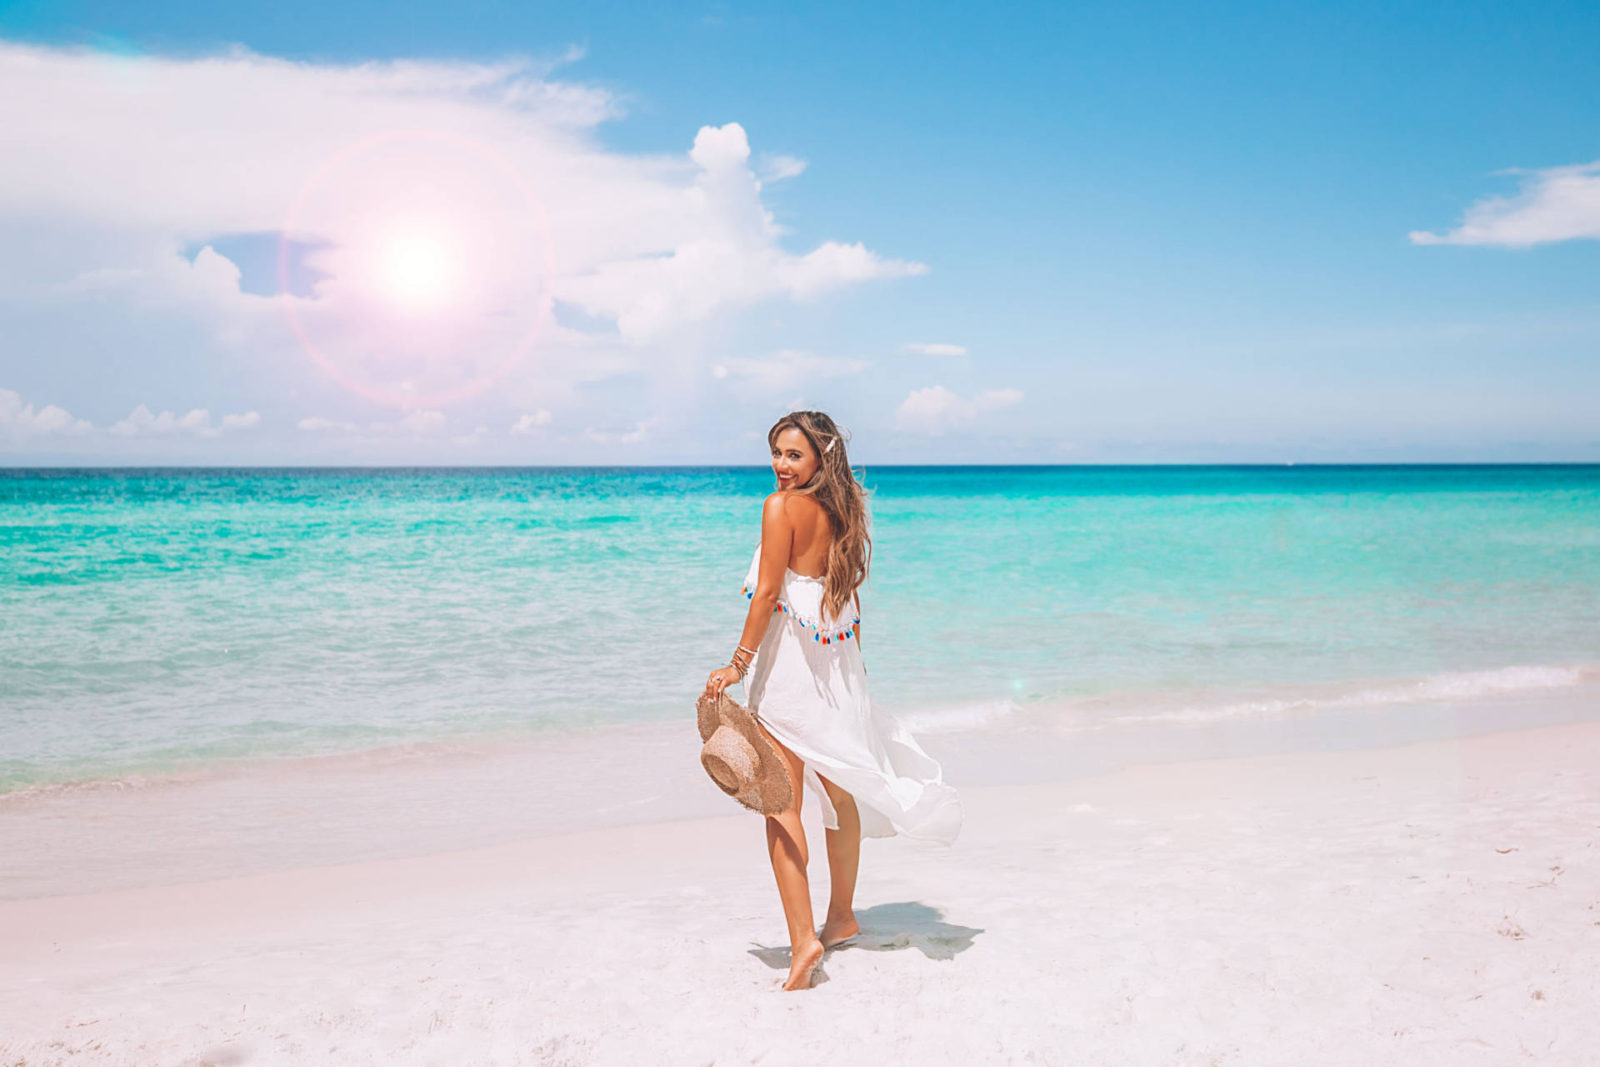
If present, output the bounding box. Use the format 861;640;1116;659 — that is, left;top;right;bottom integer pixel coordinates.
771;427;820;489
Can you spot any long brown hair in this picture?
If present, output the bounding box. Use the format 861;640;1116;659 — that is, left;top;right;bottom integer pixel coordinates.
768;410;872;621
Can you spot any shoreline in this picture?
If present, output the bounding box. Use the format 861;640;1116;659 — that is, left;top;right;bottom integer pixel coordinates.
3;719;1597;1064
5;656;1595;801
4;679;1598;902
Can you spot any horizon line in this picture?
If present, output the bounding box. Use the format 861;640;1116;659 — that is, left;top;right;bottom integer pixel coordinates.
5;461;1600;472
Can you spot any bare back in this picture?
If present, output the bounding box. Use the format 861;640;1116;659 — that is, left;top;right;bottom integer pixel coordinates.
782;492;833;578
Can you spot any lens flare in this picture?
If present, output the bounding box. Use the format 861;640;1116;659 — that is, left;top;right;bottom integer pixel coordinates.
380;227;456;311
278;129;556;409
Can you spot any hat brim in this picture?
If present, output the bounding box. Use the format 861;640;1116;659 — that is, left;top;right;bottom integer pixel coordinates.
696;690;795;816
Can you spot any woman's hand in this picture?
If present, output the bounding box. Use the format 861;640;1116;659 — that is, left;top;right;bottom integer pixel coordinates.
704;665;743;700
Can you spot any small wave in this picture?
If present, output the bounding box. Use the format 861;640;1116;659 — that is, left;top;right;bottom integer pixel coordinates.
896;699;1019;734
0;737;492;805
1112;663;1596;727
0;771;183;806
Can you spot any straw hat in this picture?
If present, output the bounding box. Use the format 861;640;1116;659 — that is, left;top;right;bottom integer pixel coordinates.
696;690;794;815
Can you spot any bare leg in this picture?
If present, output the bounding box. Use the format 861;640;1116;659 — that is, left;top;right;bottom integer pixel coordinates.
757;723;823;990
818;774;861;948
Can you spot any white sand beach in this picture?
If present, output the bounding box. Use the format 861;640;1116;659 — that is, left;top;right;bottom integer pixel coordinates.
2;721;1597;1066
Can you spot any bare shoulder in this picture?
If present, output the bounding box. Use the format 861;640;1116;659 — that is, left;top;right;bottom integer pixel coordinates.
770;489;824;517
761;492;796;538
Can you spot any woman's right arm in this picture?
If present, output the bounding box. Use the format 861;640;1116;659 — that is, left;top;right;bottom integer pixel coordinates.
736;492;793;651
706;493;799;699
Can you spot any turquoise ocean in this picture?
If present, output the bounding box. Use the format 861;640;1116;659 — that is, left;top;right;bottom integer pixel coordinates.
3;465;1598;796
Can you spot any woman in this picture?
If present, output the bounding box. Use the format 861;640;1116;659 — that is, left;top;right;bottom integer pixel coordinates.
703;410;964;991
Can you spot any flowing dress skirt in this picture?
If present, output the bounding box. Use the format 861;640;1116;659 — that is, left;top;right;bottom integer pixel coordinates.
740;544;963;844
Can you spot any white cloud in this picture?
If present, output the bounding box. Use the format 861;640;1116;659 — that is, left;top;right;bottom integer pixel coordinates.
107;404;260;437
711;350;870;395
1410;160;1600;247
894;385;1023;435
758;154;808;182
50;246;254;338
1;389;258;443
0;45;622;241
903;342;968;357
0;42;926;424
297;416;358;433
584;419;655;445
0;387;93;438
776;240;927;301
0;44;965;462
556;122;925;340
370;410;447;436
297;410;450;438
511;409;553;434
109;404;218;438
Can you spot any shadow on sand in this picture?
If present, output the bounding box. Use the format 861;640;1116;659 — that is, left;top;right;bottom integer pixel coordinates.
748;901;984;978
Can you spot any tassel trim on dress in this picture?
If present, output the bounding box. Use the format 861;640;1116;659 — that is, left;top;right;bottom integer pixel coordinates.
741;584;861;644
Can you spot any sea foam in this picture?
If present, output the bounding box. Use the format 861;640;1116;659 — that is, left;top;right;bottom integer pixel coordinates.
1105;663;1596;727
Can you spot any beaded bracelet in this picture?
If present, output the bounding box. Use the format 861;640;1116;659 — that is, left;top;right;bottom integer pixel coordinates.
729;643;758;680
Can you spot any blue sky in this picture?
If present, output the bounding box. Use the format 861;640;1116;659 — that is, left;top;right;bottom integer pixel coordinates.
0;0;1596;463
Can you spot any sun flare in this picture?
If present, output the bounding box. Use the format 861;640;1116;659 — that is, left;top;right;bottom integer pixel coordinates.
280;128;555;407
380;228;457;309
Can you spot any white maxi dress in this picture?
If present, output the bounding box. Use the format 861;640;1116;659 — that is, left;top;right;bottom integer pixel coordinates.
740;543;963;845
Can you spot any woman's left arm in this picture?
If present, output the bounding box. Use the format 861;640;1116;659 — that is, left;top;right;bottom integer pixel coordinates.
705;493;795;698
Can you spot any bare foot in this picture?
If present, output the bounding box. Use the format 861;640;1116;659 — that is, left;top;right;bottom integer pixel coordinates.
782;937;824;991
820;914;859;949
